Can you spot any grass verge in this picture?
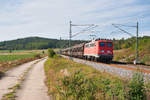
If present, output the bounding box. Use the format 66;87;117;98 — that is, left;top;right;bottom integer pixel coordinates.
44;56;132;100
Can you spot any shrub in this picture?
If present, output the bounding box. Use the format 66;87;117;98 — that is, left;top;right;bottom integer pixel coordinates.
53;54;61;59
57;71;98;100
129;72;146;100
48;48;56;58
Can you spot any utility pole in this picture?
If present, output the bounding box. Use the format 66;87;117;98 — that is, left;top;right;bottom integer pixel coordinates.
136;22;139;64
68;21;96;51
69;21;72;56
112;22;139;64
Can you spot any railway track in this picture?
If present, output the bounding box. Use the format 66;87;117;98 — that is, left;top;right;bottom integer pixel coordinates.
61;55;150;79
102;61;150;74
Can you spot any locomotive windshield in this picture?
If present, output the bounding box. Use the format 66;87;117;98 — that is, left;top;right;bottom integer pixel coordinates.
107;42;112;47
99;42;105;47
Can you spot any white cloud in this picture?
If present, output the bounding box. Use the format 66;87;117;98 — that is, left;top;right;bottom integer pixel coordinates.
0;0;149;41
141;31;150;36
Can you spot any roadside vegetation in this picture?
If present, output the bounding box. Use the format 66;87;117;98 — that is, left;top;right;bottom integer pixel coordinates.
0;50;46;78
44;50;150;100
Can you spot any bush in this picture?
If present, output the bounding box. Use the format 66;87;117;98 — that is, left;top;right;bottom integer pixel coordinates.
57;71;98;100
129;72;146;100
48;48;56;58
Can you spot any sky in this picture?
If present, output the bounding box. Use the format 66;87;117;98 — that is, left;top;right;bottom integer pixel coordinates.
0;0;150;41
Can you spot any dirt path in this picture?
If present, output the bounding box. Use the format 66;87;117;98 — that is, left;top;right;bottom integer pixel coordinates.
16;58;49;100
0;59;40;99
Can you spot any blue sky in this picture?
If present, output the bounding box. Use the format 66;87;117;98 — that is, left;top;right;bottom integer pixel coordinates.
0;0;150;41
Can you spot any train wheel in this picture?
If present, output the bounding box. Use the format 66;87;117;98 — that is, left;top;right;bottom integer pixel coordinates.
85;56;87;60
91;57;94;61
94;58;98;62
88;57;91;61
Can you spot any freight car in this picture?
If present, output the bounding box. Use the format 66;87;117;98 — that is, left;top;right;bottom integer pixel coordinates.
61;39;113;62
61;43;85;58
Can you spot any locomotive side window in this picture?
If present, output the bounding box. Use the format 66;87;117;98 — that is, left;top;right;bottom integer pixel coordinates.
99;42;105;47
107;42;112;47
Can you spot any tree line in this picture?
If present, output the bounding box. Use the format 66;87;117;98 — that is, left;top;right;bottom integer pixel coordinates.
0;37;86;50
0;36;150;50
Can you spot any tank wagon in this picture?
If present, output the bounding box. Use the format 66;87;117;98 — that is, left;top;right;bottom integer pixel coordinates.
61;39;113;62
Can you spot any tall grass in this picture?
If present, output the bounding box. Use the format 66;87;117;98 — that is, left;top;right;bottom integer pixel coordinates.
44;56;150;100
44;56;126;100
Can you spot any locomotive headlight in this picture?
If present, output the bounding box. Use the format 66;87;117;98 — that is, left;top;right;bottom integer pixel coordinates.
100;50;104;53
107;50;111;53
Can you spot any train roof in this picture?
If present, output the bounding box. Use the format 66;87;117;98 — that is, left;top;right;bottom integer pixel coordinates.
96;40;112;42
85;39;112;44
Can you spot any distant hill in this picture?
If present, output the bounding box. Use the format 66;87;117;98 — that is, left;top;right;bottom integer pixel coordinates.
0;37;86;50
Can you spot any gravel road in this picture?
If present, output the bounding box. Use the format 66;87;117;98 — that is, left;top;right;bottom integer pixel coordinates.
0;58;49;100
16;58;49;100
0;59;40;99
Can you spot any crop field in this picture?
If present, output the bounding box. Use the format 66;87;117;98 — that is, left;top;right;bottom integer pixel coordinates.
0;50;46;62
0;49;46;55
0;54;36;62
0;50;46;74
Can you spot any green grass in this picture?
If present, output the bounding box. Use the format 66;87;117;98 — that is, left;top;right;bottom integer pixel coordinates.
0;50;25;53
0;54;35;62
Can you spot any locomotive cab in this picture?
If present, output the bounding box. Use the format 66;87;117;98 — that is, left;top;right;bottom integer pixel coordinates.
98;40;113;61
84;40;113;62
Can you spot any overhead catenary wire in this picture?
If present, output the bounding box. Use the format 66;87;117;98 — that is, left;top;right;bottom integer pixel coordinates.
112;24;134;37
112;22;139;65
113;24;136;28
71;25;98;38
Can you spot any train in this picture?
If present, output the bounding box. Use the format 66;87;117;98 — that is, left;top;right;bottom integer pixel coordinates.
61;39;113;62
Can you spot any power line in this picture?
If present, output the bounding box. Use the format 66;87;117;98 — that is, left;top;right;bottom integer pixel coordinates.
71;25;98;38
113;24;136;28
112;24;134;37
112;22;139;64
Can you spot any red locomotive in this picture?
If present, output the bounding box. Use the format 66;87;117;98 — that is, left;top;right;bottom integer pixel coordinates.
61;39;113;62
84;40;113;62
